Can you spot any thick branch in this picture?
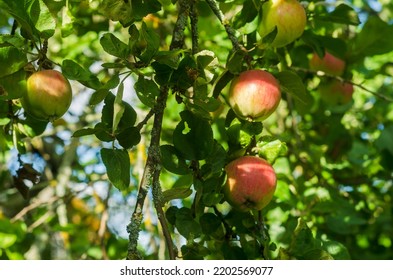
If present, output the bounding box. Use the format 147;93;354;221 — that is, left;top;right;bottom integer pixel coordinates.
126;0;190;260
126;86;168;260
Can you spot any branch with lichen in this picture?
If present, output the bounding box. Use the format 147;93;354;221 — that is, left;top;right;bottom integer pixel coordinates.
126;0;190;260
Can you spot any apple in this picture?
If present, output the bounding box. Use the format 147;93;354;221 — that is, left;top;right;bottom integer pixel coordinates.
228;70;281;121
21;70;72;122
223;156;277;212
310;51;346;76
258;0;307;48
319;80;354;105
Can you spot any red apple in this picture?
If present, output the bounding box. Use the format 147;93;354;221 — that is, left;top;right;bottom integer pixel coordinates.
258;0;307;48
223;156;277;212
228;69;281;121
310;51;346;76
21;70;72;122
319;80;354;105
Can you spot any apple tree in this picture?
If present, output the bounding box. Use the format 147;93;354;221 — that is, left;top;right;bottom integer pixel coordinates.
0;0;392;260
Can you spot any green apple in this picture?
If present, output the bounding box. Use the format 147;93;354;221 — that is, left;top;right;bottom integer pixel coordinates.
21;70;72;122
228;69;281;121
223;156;277;212
258;0;307;48
310;51;346;76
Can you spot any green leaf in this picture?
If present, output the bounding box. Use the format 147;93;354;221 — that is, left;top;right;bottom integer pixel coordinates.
352;16;393;57
169;55;197;90
256;136;288;164
100;33;129;59
0;233;17;249
0;68;27;100
134;76;160;107
288;218;318;257
29;0;56;38
202;192;224;207
227;118;263;148
72;128;96;138
139;22;160;63
154;50;183;69
151;61;173;86
173;110;214;160
232;0;259;30
129;0;162;22
101;93;137;133
62;59;101;89
322;240;351;260
212;70;234;99
199;213;222;235
175;207;202;239
160;145;191;175
226;50;246;74
1;0;55;39
302;31;347;60
315;3;360;26
113;83;125;133
276;70;312;105
99;0;132;26
116;126;141;149
162;187;193;204
0;45;27;78
375;125;393;155
94;122;114;142
0;34;25;48
100;148;130;191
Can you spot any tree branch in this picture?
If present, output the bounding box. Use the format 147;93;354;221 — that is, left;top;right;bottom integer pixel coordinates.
126;0;190;260
292;66;393;102
205;0;244;52
190;0;199;54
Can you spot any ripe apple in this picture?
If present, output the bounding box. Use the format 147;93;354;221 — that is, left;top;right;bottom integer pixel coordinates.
258;0;307;48
228;69;281;121
223;156;277;212
319;80;354;105
310;51;346;76
21;70;72;122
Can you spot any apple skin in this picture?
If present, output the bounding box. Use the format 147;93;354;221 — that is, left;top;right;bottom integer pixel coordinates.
21;70;72;122
228;70;281;121
319;80;354;105
310;52;346;76
258;0;307;48
223;156;277;212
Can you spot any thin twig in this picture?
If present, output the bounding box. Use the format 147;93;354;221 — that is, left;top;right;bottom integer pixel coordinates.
292;66;393;102
136;108;155;131
98;184;112;260
205;0;245;52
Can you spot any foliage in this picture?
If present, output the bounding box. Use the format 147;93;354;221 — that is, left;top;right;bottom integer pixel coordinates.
0;0;392;260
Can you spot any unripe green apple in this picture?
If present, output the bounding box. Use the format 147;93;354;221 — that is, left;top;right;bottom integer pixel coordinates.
319;80;354;105
21;70;72;122
310;52;346;76
223;156;277;212
228;70;281;121
258;0;307;48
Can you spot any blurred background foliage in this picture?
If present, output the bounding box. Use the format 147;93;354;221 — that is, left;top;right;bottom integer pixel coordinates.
0;0;392;260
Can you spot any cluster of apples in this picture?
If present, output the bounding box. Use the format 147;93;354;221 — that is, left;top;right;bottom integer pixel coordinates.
223;0;354;212
222;0;308;212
